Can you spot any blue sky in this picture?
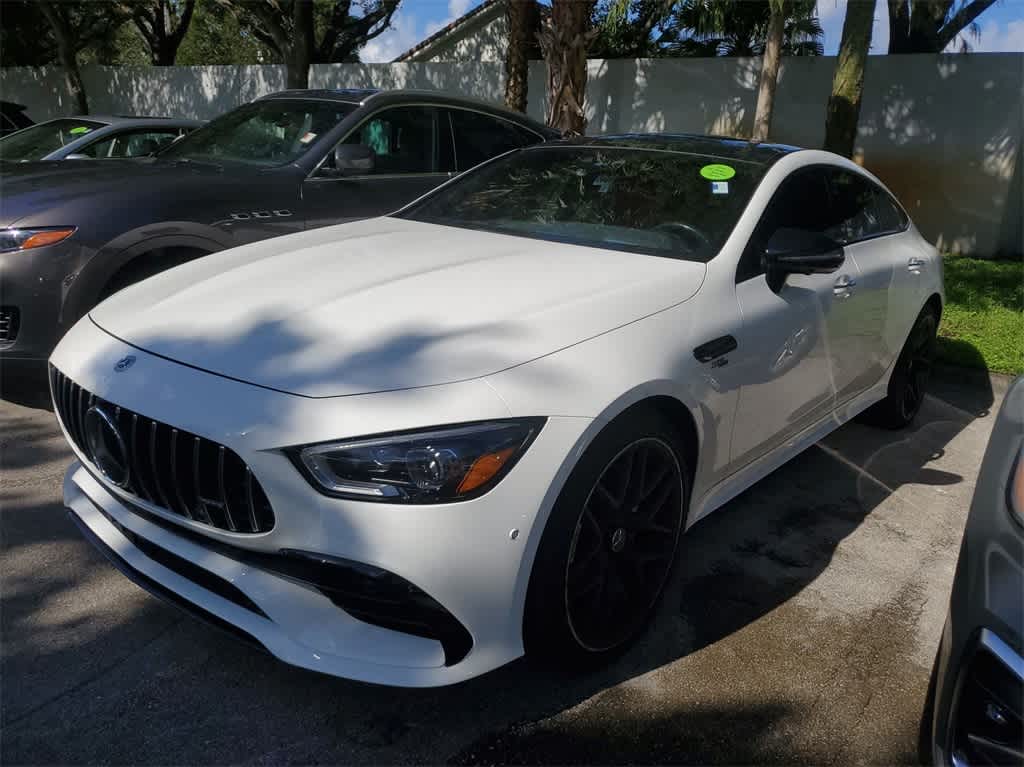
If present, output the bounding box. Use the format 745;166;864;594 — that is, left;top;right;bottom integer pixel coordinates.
362;0;1024;62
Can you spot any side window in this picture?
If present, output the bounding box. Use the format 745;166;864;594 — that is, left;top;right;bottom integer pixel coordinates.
447;109;534;170
332;106;438;175
79;130;183;159
824;169;907;244
737;167;831;283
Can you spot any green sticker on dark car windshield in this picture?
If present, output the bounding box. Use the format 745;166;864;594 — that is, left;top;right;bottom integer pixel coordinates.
700;163;735;181
69;126;92;135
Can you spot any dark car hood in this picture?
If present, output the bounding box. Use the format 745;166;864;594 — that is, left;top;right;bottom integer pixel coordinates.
0;159;258;228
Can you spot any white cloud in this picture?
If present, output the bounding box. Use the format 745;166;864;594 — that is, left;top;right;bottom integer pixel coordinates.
360;0;480;62
973;19;1024;52
361;12;423;62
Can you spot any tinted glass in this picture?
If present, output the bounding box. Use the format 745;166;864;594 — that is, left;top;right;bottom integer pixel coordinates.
333;106;438;174
825;169;907;244
401;146;765;261
80;129;185;159
0;118;106;161
737;167;830;282
448;109;536;170
161;100;353;167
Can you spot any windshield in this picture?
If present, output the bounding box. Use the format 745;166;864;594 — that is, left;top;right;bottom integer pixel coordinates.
0;119;106;161
159;99;355;167
399;145;766;261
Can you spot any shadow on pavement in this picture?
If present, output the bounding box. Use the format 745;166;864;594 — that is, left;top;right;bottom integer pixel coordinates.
0;366;997;765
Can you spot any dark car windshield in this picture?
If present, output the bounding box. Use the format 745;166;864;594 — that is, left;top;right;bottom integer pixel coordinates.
399;145;766;261
159;99;355;167
0;118;106;161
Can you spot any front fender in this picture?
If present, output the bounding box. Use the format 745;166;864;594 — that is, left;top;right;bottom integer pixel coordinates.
60;222;234;329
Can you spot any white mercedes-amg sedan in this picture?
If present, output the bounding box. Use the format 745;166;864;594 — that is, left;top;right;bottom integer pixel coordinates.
51;135;944;687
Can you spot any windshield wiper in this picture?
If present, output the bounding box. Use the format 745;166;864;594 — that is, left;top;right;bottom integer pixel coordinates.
167;157;223;171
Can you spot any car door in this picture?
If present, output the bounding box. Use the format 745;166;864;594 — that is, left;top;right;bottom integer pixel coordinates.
822;167;920;400
302;105;455;230
728;166;861;470
444;107;545;172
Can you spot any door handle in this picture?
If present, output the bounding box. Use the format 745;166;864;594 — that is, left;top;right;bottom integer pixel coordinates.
908;257;926;272
833;275;857;296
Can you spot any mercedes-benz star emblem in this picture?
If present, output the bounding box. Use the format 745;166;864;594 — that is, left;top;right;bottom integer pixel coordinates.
84;405;130;488
114;355;136;372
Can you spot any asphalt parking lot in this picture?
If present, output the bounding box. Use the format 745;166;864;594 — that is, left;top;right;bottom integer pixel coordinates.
0;367;1005;766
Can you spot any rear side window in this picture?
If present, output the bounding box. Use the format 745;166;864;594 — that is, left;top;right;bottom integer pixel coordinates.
447;109;538;171
824;169;908;244
738;167;831;282
80;129;185;159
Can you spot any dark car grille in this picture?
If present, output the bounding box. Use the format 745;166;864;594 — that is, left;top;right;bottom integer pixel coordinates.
50;366;275;534
0;307;19;343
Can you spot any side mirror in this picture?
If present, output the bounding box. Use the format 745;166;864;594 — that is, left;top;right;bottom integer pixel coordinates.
332;143;374;176
763;228;844;292
65;153;91;160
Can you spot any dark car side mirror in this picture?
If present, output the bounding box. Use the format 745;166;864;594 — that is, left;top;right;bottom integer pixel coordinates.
333;143;375;176
763;228;844;293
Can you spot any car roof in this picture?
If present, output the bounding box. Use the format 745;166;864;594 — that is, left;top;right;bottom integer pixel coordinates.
256;88;558;136
71;115;201;128
533;133;804;165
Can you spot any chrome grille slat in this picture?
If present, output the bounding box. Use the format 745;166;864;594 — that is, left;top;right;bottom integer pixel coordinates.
129;414;153;503
170;429;194;520
192;437;214;525
245;468;259;533
217;446;238;532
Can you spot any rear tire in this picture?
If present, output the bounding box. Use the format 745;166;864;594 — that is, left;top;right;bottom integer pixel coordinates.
523;407;689;667
860;305;938;430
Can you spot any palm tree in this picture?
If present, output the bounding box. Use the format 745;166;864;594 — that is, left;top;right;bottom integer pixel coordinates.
660;0;823;57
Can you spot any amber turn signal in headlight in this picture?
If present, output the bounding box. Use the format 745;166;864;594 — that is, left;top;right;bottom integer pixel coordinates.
0;227;76;253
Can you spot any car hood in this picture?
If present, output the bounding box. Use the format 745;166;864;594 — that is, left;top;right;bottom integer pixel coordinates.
89;218;706;398
0;159;246;228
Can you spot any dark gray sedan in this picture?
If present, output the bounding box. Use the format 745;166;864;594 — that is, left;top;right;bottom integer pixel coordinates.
0;115;199;162
922;375;1023;766
0;89;556;364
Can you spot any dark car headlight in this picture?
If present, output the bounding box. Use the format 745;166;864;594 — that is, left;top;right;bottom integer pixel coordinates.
293;418;545;503
0;227;76;253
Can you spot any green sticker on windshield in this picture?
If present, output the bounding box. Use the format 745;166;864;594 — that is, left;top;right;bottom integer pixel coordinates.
69;126;92;135
700;163;735;181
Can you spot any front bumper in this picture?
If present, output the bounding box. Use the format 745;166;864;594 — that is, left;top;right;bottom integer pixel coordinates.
52;317;592;686
0;239;84;360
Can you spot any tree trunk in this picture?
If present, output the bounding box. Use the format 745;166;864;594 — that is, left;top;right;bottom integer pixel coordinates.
39;1;89;114
539;0;595;136
824;0;876;158
504;0;539;113
287;0;314;89
751;3;785;142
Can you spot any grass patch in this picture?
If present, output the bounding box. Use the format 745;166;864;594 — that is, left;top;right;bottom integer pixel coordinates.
938;255;1023;375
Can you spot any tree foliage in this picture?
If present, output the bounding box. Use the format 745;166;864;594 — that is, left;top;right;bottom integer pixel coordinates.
216;0;401;88
177;0;277;64
118;0;197;65
888;0;997;53
661;0;823;56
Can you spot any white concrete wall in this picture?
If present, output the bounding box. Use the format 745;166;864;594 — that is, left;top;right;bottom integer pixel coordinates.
1;54;1020;257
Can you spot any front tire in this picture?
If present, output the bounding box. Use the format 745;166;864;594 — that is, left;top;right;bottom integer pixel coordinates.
524;408;689;666
860;305;938;430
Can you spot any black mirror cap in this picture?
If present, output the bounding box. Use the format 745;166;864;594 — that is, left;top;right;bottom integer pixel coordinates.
763;228;844;291
333;143;375;175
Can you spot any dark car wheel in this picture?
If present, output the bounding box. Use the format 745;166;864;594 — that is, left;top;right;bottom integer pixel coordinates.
524;408;689;665
860;304;938;430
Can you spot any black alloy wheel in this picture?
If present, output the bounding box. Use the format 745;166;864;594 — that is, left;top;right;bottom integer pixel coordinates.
900;311;938;423
564;437;684;653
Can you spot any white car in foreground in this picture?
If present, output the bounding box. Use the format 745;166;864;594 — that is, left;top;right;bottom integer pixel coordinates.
52;135;943;686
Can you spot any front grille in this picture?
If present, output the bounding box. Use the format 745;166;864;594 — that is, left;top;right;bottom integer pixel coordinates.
0;307;19;343
51;366;275;534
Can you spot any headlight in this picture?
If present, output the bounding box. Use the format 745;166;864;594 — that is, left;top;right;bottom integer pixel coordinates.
0;227;76;253
1009;448;1024;528
293;418;545;503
